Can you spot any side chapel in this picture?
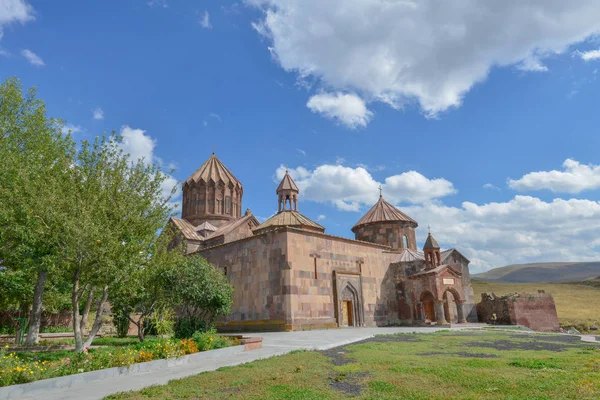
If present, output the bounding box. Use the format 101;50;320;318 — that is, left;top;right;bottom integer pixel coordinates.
170;153;477;331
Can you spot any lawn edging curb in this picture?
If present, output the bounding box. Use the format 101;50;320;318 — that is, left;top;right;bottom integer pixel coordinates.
0;345;245;400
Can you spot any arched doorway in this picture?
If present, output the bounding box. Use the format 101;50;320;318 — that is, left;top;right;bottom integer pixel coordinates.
420;291;435;322
340;284;359;327
443;289;462;324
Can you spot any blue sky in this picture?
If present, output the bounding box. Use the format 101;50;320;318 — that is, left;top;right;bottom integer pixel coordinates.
2;1;600;272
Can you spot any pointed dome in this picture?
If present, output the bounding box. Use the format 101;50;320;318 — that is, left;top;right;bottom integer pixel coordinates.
276;171;299;194
423;233;440;250
185;153;242;187
254;210;325;235
352;195;417;231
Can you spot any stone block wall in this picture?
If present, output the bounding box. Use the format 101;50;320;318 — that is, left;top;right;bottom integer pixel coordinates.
477;292;560;331
353;222;416;250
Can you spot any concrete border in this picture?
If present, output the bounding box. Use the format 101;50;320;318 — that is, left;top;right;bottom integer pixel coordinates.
0;345;245;400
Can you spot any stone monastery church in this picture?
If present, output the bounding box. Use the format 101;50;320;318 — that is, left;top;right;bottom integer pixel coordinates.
170;153;477;331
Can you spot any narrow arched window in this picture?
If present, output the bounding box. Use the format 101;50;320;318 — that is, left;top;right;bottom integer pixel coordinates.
404;235;409;249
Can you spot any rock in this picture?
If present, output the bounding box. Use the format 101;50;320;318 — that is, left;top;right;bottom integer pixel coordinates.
567;327;581;335
590;325;598;331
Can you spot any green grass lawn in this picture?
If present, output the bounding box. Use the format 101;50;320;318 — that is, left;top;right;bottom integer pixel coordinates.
106;330;600;400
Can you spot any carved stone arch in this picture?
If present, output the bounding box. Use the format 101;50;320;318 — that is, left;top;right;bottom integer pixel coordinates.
334;273;364;328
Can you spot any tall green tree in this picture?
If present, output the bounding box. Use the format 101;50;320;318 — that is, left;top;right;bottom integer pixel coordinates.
0;77;75;344
59;133;176;350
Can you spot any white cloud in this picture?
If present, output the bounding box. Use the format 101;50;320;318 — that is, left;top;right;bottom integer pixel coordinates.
296;148;306;156
307;92;372;129
199;10;212;29
317;214;326;221
578;49;600;61
21;48;43;66
0;0;34;40
147;0;167;8
508;159;600;193
61;124;82;135
515;56;548;72
249;0;600;121
118;125;180;202
208;112;221;122
404;196;600;273
92;107;104;120
275;163;456;211
483;183;500;191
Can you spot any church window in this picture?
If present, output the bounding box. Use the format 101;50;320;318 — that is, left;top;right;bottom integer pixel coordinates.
314;258;318;279
225;197;231;215
403;235;409;248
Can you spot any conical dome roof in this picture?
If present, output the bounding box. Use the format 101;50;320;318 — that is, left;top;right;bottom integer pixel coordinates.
276;171;299;193
352;195;417;231
185;153;242;187
423;233;440;250
254;210;324;234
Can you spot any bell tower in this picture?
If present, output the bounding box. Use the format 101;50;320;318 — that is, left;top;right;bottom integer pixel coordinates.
277;170;299;212
423;229;441;269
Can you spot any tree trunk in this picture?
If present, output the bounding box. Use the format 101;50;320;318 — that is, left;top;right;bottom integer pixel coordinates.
72;269;84;352
137;319;144;342
80;285;94;335
25;271;48;345
83;286;109;349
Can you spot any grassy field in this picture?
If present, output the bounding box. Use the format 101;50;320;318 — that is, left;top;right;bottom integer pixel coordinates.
107;330;600;400
472;280;600;331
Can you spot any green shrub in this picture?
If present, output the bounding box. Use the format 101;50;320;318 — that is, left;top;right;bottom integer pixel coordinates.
191;327;230;351
174;317;208;339
112;311;130;338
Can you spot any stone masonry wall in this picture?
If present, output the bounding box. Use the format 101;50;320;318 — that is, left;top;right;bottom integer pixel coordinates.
199;230;291;332
353;222;416;250
286;229;399;329
477;292;559;331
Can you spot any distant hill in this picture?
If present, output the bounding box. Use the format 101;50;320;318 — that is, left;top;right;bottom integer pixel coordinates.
473;262;600;283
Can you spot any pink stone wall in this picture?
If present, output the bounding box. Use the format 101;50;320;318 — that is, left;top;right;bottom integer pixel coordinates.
508;293;560;332
353;222;416;250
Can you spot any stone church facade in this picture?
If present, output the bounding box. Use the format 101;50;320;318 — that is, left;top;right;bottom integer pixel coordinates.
170;154;477;331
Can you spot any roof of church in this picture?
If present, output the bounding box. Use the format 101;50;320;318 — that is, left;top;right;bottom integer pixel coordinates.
276;171;299;193
440;248;470;263
423;233;440;250
352;195;417;231
196;221;218;232
171;217;202;241
393;249;425;263
207;213;259;239
184;153;242;187
254;210;325;234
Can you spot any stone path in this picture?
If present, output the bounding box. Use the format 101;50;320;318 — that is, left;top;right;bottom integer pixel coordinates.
24;326;471;400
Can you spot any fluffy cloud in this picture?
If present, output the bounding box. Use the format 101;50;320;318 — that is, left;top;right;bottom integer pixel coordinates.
147;0;168;8
92;107;104;120
508;159;600;193
578;49;600;61
306;92;372;128
0;0;34;40
249;0;600;123
275;163;455;211
119;126;180;202
199;10;212;29
61;123;82;135
404;196;600;273
21;48;43;66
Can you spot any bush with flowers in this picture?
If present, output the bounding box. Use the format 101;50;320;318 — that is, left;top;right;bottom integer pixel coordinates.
0;334;232;387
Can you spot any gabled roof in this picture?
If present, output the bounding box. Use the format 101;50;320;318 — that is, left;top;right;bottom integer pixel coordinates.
441;248;471;263
253;210;325;234
206;213;259;239
408;264;463;278
184;153;242;187
423;233;440;250
196;221;217;232
276;171;299;193
170;217;202;241
393;249;425;263
352;195;417;231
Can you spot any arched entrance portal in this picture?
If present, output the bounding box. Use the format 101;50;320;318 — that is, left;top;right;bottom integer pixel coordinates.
443;289;465;324
340;284;359;327
420;291;435;322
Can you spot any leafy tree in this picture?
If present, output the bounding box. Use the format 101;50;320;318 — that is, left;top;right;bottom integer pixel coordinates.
0;77;75;344
59;133;176;351
165;254;233;333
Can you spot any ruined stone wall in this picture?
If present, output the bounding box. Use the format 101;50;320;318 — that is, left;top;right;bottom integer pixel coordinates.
198;230;291;332
477;292;559;331
353;222;416;250
286;229;398;329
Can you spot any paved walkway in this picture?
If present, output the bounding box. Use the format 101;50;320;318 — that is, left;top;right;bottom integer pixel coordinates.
30;326;471;400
